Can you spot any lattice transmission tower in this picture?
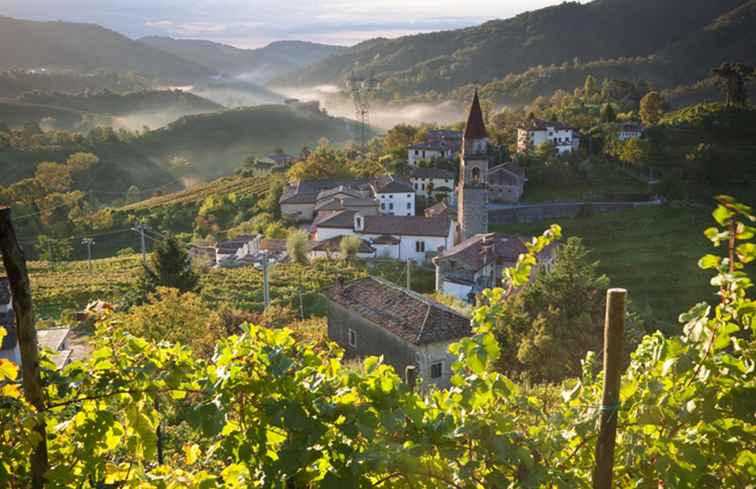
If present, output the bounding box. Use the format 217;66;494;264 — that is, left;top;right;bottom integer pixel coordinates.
346;71;379;155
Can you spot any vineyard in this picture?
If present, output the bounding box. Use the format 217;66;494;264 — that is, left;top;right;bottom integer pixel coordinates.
1;197;752;487
117;175;271;212
12;253;435;320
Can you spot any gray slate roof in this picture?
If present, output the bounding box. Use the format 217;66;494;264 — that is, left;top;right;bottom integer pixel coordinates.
322;277;471;345
362;215;451;237
410;167;455;179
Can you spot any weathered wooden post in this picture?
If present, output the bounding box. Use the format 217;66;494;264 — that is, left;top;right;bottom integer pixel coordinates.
405;365;417;392
593;288;626;489
0;206;48;488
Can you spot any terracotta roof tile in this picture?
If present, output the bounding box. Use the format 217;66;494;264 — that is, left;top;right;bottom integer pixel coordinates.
322;277;471;345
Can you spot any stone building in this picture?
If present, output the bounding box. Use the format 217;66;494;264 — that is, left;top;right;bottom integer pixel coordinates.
322;277;471;388
458;91;490;242
434;233;557;303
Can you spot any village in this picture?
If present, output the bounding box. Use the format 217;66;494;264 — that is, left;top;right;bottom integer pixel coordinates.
1;92;650;389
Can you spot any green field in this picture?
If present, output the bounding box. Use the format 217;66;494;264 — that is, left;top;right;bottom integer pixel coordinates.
492;203;724;328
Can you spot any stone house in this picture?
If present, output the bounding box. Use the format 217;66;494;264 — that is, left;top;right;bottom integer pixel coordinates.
487;163;526;203
321;277;471;388
433;233;556;303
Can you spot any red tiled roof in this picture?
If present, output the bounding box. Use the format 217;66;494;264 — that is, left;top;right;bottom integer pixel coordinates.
463;91;487;140
362;215;451;238
436;233;528;272
322;277;471;345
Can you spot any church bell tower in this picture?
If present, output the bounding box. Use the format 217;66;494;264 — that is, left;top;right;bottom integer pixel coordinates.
457;90;489;242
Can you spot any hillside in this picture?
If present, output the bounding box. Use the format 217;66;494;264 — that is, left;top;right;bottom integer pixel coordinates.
140;37;346;83
134;105;366;178
0;89;223;132
0;70;151;99
0;16;215;81
275;0;750;98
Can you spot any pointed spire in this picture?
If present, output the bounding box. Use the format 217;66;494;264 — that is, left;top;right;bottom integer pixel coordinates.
463;89;487;140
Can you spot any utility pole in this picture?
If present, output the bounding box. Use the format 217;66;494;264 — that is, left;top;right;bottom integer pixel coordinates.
131;222;147;263
262;252;270;308
406;259;412;290
81;238;95;271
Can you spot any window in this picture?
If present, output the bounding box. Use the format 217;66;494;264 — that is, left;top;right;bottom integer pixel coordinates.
414;183;418;190
355;217;362;228
430;362;442;379
348;328;357;347
471;167;481;183
381;203;385;210
389;203;394;210
406;194;412;198
407;202;411;210
416;241;425;252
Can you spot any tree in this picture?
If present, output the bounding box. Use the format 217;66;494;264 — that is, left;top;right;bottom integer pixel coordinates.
286;230;309;265
712;63;754;107
35;162;72;193
493;237;642;382
620;138;651;167
339;235;362;260
583;75;597;98
384;123;418;152
135;235;199;302
264;222;286;239
262;176;286;220
35;235;73;269
65;152;99;174
286;140;351;182
639;91;668;125
112;287;224;357
600;103;617;123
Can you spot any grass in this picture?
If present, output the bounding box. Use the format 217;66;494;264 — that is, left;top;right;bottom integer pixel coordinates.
492;203;722;328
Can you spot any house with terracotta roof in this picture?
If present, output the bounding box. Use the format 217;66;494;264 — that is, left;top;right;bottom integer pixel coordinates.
280;176;415;222
314;211;454;263
517;116;578;155
321;277;472;388
433;233;556;302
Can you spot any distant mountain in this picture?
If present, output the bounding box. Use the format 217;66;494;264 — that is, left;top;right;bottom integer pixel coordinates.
0;16;215;81
274;0;751;97
140;37;346;83
0;71;152;99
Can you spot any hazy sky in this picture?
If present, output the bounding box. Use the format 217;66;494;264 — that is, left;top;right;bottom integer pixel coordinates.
0;0;577;48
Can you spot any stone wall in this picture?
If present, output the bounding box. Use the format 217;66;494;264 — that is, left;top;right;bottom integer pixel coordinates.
489;202;658;225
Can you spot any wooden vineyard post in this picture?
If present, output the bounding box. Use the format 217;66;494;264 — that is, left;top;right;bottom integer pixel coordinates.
0;207;48;488
593;288;626;489
405;365;417;392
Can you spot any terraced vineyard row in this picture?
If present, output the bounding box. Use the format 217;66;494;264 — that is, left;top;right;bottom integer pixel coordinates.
118;176;271;211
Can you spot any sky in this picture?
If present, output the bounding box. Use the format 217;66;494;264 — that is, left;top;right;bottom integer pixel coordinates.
0;0;575;48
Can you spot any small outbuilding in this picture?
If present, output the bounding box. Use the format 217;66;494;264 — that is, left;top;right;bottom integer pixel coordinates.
321;277;472;388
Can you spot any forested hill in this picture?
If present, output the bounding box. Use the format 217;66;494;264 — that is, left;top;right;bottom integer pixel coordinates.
135;105;365;178
140;37;346;83
14;90;222;116
274;0;751;95
0;16;215;81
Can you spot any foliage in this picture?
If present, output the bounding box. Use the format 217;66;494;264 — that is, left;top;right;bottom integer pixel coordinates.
711;62;755;107
492;237;643;382
339;235;363;260
35;234;73;267
640;91;669;125
135;235;199;302
0;198;753;487
109;287;225;357
286;230;310;265
286;139;353;182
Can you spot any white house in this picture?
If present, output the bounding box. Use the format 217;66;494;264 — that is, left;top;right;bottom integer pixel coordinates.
409;168;455;199
616;122;644;141
517;118;578;155
371;176;416;216
407;142;455;166
309;235;376;260
314;210;454;263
